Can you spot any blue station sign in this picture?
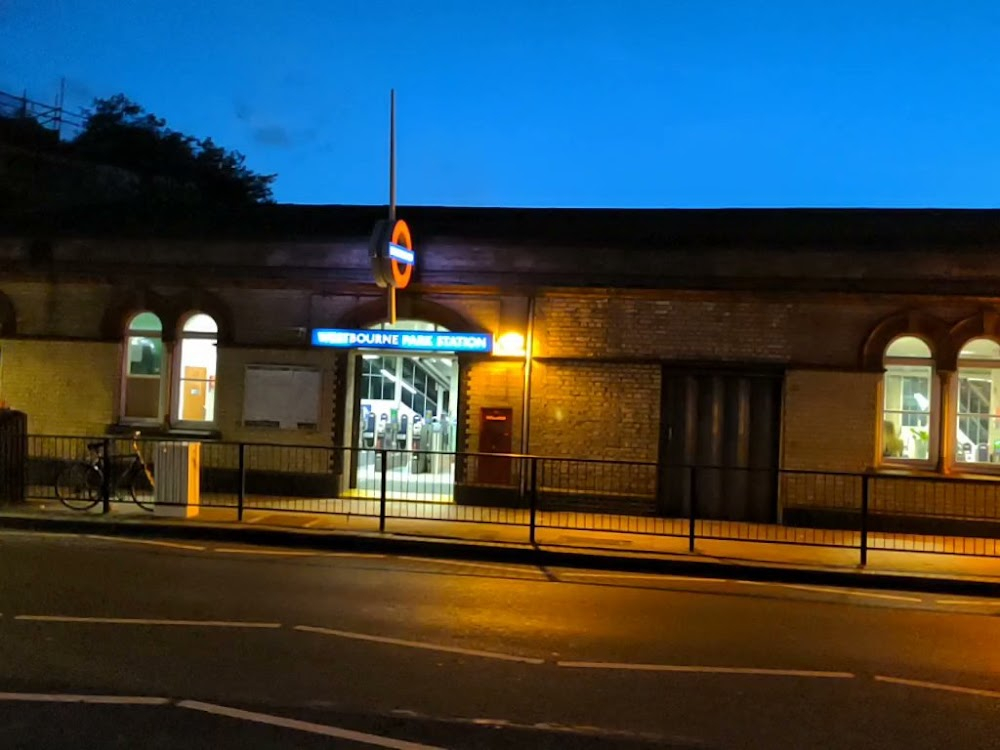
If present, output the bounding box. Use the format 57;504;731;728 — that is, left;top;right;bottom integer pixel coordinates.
312;328;494;354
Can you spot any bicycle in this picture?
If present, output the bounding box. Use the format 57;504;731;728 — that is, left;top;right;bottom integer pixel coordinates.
54;432;156;512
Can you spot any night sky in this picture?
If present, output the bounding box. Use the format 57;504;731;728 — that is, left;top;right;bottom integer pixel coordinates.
3;1;999;207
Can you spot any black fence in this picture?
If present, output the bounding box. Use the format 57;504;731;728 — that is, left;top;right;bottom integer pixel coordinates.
19;434;1000;562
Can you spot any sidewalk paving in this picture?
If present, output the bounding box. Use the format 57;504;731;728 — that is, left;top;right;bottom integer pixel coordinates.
4;497;1000;597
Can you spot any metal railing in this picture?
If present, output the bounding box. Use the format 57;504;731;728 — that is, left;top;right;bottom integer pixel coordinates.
20;434;1000;562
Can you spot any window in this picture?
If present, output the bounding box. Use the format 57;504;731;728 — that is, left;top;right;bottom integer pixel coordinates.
122;312;164;421
956;338;1000;465
174;313;218;424
882;336;935;462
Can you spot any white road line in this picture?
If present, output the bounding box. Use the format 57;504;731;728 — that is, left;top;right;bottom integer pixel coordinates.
935;599;1000;607
735;580;922;602
557;661;855;679
0;692;170;705
177;700;444;750
213;547;317;557
245;514;274;524
86;534;205;551
874;675;1000;699
15;615;281;628
316;552;386;559
295;624;545;665
304;518;324;528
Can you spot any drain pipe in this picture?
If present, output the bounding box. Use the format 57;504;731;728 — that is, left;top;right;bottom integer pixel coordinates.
520;294;536;455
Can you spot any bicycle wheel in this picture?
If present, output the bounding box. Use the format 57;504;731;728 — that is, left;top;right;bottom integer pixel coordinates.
55;463;101;511
128;466;156;512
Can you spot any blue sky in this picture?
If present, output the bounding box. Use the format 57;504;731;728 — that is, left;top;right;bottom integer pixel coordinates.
3;1;999;207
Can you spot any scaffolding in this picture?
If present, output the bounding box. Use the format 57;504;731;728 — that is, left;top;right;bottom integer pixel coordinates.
0;83;87;140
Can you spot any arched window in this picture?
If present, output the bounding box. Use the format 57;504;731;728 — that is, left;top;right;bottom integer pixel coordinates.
882;336;936;463
175;313;218;424
955;338;1000;465
122;312;164;421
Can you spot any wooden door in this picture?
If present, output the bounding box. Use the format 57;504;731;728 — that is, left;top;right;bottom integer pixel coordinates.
182;366;208;421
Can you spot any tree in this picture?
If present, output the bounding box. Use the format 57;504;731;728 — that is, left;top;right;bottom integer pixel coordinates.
70;94;275;205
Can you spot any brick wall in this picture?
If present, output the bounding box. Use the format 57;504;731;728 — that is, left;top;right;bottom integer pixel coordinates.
462;359;524;454
780;370;878;513
0;339;118;435
528;361;660;461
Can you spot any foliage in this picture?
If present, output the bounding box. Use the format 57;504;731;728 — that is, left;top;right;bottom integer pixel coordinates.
71;94;275;205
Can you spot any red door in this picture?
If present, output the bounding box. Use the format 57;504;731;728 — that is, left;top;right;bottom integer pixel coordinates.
477;408;513;485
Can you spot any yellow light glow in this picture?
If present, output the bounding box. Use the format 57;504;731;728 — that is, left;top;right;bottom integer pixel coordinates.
494;332;526;357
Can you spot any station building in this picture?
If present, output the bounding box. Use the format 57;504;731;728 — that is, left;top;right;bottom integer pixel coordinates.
2;205;1000;523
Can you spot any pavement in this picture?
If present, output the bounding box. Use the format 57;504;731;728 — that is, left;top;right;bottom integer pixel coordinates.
1;531;999;749
2;497;1000;598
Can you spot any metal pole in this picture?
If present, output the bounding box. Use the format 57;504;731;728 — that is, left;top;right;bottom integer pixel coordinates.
237;443;246;522
379;448;388;532
389;88;396;222
688;465;697;552
860;473;869;566
529;457;538;545
101;438;111;515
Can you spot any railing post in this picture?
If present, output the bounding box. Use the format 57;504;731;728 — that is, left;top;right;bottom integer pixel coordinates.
688;465;697;552
237;443;246;522
529;457;538;545
379;448;388;532
860;473;869;566
101;437;111;515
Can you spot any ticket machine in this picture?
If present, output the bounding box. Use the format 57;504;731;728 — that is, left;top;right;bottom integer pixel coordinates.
411;415;429;473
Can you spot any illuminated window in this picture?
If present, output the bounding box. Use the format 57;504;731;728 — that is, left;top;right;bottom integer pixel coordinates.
122;312;164;421
882;336;936;463
174;313;218;424
955;338;1000;465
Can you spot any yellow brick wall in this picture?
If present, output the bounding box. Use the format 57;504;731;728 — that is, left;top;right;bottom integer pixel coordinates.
780;369;879;512
0;339;119;435
462;359;524;453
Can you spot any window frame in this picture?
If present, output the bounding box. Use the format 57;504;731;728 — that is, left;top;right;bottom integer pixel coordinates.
119;312;167;425
953;337;1000;470
170;312;219;429
880;336;938;469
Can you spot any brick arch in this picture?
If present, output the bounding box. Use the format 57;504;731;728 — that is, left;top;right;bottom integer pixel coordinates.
99;287;172;341
0;290;16;336
165;290;235;345
860;310;953;371
334;297;489;334
949;309;1000;362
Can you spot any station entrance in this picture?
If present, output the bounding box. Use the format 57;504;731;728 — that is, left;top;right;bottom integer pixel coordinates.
350;327;460;501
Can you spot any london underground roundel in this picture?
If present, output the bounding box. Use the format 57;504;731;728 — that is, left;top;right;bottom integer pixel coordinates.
369;218;414;289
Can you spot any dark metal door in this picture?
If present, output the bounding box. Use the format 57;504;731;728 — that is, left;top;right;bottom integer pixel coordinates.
659;372;781;522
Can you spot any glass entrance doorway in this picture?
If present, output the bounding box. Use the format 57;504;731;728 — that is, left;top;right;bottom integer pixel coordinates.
354;351;459;501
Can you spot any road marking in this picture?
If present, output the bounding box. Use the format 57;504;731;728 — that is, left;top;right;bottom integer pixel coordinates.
735;580;922;602
935;599;1000;607
15;615;281;628
246;514;275;524
0;692;170;705
177;700;444;749
295;624;545;664
874;675;1000;699
558;661;855;679
304;518;325;528
86;534;205;551
213;547;317;557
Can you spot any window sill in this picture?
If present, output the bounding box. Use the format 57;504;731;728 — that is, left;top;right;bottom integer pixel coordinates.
874;464;1000;482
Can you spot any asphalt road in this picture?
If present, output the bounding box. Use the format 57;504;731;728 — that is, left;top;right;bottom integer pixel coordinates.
0;530;998;749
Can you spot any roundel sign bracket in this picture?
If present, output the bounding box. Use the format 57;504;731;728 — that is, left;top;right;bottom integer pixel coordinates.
370;218;414;290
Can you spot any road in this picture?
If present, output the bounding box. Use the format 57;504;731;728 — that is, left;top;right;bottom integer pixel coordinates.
0;530;998;749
